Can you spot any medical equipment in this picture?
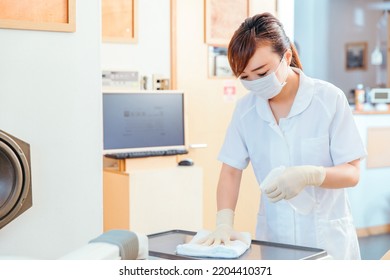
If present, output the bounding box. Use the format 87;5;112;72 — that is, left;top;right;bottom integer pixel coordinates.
0;130;32;229
60;230;148;260
1;230;148;260
148;230;327;260
369;88;390;103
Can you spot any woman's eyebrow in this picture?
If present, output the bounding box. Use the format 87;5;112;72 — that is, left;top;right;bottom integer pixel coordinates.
250;64;267;72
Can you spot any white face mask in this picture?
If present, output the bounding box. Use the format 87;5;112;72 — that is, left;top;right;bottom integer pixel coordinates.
240;57;288;100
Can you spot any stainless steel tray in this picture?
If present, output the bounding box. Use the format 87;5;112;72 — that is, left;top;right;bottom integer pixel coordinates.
148;229;327;260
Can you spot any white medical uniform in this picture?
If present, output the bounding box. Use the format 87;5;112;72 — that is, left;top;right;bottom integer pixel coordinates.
218;68;366;259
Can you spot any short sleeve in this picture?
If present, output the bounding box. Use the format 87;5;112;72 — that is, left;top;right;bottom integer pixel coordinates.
329;91;367;165
218;104;250;170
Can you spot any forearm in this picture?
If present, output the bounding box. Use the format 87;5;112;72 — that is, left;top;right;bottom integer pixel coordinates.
196;164;245;246
217;163;242;211
321;159;360;189
263;160;361;202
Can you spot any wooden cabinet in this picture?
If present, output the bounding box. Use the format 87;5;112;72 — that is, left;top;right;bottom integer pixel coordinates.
103;159;203;234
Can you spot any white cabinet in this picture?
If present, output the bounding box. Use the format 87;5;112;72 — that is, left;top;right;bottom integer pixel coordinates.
349;114;390;235
103;159;203;235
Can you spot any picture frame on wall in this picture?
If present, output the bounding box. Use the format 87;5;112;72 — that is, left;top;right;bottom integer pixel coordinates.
208;46;233;78
102;0;138;43
345;42;367;71
204;0;249;46
0;0;76;32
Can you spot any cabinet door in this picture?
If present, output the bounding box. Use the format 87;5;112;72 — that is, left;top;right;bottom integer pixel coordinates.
103;170;130;231
129;166;203;234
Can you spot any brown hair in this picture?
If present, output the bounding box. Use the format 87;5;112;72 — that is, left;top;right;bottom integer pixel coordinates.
228;13;302;77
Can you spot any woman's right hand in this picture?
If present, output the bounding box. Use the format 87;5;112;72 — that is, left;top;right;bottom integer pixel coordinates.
197;224;248;246
196;209;249;246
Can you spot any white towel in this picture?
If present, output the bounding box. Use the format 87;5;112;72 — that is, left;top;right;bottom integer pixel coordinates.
176;230;251;259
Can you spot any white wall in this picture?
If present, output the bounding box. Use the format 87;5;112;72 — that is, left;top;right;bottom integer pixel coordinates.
277;0;295;41
294;0;329;80
0;1;102;259
295;0;382;94
327;0;380;94
101;0;170;90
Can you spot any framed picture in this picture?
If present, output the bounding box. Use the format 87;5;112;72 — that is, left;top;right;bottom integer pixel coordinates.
204;0;249;46
0;0;75;32
345;42;367;71
102;0;138;43
208;46;233;78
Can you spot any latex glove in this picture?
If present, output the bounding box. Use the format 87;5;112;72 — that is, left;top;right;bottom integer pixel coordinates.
196;209;249;246
262;165;326;202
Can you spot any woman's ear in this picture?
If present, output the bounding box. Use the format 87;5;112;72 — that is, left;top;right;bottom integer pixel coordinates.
285;49;293;66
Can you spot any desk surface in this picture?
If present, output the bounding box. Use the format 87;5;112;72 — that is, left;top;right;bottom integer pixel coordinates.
148;230;327;260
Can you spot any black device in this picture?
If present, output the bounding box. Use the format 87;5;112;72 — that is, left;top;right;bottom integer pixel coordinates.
178;158;193;166
103;90;188;159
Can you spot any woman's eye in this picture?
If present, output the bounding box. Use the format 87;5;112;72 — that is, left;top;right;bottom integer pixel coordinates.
258;72;267;77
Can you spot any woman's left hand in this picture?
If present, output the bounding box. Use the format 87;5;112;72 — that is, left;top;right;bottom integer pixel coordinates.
262;165;326;202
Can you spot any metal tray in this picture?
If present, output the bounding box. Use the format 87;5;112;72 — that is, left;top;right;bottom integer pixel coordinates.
148;229;327;260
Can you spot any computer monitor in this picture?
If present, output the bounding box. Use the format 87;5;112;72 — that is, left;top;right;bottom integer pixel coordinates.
102;90;187;155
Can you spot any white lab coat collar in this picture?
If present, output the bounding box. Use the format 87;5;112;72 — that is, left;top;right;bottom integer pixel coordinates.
255;67;314;123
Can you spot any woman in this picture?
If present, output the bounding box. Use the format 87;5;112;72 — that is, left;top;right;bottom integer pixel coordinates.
202;13;366;259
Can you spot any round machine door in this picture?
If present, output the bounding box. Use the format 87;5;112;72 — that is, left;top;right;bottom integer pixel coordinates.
0;130;31;229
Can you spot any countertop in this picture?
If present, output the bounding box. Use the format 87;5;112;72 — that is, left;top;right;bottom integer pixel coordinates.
353;110;390;115
351;103;390;115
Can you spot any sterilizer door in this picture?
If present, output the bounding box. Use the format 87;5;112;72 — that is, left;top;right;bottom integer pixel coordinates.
0;130;32;229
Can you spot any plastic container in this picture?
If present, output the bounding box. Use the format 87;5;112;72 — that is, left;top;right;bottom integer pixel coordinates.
354;84;365;111
261;166;315;215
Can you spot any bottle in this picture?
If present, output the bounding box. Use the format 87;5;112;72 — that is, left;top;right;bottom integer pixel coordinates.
286;189;315;215
261;166;315;215
354;84;365;111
